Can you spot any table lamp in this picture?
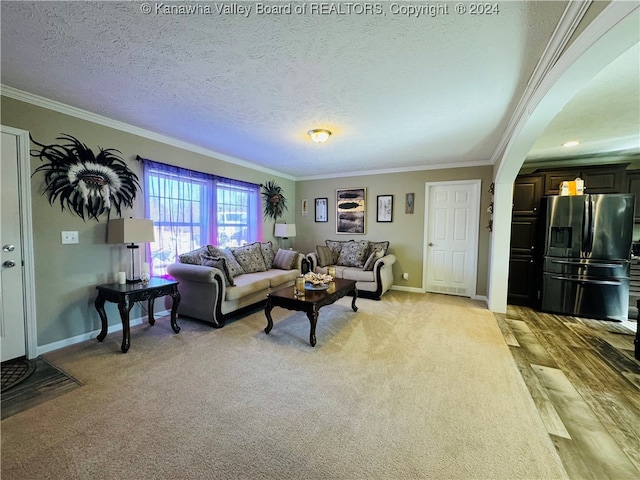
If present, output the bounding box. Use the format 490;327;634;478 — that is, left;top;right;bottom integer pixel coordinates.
274;223;296;250
107;218;155;283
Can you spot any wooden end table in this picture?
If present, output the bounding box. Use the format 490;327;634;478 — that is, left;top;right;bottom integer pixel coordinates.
95;277;181;353
264;278;357;346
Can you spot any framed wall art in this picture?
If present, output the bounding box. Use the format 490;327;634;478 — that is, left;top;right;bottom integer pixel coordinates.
405;192;415;214
301;198;308;216
377;195;393;222
315;197;328;222
336;188;366;234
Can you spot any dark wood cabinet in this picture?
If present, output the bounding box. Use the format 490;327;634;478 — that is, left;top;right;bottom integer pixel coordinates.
508;175;544;307
512;175;543;216
543;164;626;196
508;256;538;306
625;171;640;223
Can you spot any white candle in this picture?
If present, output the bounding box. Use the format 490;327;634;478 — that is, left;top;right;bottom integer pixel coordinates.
117;272;126;284
142;262;150;274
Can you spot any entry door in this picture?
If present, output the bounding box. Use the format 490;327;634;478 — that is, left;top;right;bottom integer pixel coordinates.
424;180;480;297
1;128;35;361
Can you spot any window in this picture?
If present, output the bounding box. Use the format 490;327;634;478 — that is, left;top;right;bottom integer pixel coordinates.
143;160;261;276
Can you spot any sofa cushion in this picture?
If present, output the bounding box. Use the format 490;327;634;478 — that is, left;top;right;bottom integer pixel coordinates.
200;253;235;286
210;246;245;277
337;240;370;267
224;274;271;301
273;249;299;270
316;245;334;267
368;241;390;257
325;240;345;264
261;242;276;269
232;242;267;273
363;249;384;271
178;245;211;265
246;269;299;288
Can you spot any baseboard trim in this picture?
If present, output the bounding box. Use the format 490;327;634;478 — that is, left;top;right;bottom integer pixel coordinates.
391;285;426;294
36;310;171;356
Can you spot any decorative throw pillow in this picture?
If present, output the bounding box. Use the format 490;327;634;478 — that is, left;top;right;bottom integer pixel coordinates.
231;242;267;273
210;246;245;277
363;249;384;271
200;254;235;286
325;240;345;264
261;242;276;270
337;240;370;267
178;245;211;265
315;245;334;267
273;249;299;270
368;241;389;257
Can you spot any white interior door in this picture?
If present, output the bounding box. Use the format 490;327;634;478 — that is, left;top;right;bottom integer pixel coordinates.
424;180;480;297
1;127;36;361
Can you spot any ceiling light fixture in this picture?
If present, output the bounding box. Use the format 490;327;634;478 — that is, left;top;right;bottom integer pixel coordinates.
562;140;580;147
308;129;332;143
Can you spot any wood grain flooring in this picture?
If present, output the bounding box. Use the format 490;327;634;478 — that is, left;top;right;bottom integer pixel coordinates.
495;306;640;479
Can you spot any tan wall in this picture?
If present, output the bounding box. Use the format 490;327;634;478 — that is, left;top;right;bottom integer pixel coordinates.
295;166;494;296
1;95;295;346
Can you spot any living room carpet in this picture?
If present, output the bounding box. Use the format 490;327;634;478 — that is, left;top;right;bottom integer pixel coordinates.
1;291;567;479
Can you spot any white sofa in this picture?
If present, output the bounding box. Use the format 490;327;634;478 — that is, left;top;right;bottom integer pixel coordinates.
306;240;395;300
166;242;303;327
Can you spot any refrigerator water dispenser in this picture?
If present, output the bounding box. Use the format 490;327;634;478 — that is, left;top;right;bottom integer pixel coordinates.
550;227;572;248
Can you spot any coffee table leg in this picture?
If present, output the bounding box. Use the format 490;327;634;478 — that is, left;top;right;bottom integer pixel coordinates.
306;310;318;347
351;287;358;312
264;298;274;334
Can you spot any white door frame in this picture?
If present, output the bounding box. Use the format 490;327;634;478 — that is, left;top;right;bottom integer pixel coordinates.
1;125;38;359
423;179;481;298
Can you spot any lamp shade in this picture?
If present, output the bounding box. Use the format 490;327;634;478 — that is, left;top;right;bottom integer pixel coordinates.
274;223;296;238
107;218;155;244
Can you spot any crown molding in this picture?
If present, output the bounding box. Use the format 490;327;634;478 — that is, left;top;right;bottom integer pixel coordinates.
0;85;296;181
296;159;493;181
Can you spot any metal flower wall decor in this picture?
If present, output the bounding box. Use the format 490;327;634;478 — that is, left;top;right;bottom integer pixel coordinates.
261;180;288;220
31;134;140;221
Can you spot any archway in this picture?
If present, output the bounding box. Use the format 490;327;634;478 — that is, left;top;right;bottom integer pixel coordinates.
487;3;639;313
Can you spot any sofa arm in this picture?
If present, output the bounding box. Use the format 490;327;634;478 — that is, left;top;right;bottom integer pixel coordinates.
306;252;318;271
166;263;226;327
167;262;224;283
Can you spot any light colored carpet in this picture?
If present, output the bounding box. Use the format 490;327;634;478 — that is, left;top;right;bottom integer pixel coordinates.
1;291;567;479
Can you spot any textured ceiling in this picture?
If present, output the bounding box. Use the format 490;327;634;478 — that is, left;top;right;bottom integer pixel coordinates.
3;1;632;180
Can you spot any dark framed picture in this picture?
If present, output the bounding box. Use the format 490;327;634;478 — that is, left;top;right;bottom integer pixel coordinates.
405;193;415;214
336;188;366;234
315;197;328;222
377;195;393;222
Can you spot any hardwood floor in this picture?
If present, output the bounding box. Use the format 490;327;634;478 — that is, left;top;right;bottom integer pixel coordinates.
495;306;640;479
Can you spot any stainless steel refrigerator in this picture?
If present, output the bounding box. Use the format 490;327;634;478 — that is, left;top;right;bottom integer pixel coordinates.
541;194;634;321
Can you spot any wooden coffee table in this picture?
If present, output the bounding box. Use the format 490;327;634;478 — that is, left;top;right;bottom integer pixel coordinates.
264;278;358;346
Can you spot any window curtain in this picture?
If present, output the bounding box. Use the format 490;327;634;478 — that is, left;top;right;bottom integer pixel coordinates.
141;157;262;276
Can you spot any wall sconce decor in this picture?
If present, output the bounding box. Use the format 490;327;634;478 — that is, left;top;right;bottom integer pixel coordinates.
31;134;140;221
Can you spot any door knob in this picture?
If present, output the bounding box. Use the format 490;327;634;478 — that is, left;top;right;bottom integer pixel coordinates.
2;244;15;252
428;242;434;246
3;260;16;268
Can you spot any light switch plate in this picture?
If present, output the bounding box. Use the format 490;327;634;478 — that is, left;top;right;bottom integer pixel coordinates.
61;231;79;244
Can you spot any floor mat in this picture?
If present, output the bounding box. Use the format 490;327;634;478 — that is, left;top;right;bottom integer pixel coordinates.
1;358;36;392
1;357;82;420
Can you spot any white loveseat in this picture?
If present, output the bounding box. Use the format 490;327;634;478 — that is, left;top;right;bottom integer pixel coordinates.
306;240;395;300
166;242;303;327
